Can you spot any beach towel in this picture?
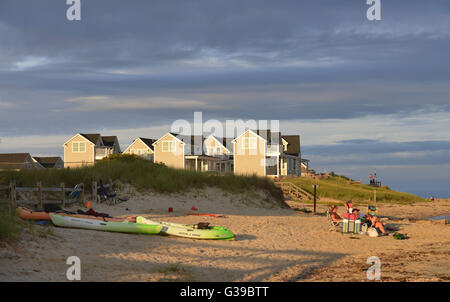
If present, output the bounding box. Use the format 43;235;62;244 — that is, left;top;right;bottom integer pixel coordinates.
344;212;359;220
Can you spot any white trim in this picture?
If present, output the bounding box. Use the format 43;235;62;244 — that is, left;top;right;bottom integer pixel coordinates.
231;129;266;144
123;138;154;154
62;133;96;147
241;136;257;150
152;132;185;146
205;135;232;153
281;138;289;152
161;140;175;152
72;141;87;153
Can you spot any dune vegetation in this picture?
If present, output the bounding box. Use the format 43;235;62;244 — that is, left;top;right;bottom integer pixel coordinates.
283;175;426;204
0;154;284;202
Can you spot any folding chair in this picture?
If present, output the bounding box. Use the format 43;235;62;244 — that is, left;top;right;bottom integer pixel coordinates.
98;179;117;204
68;183;83;200
327;209;341;232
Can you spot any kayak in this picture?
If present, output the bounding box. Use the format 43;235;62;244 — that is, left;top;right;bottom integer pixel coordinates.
50;213;163;235
54;213;133;222
17;207;130;222
17;207;51;220
136;216;235;240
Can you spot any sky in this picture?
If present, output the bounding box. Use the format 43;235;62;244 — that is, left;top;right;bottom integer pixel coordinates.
0;1;449;198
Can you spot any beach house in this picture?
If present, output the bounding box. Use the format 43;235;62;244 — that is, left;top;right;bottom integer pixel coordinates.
0;153;43;170
123;137;156;160
32;156;64;169
63;133;121;168
152;132;233;172
202;135;233;173
152;132;186;169
232;129;301;177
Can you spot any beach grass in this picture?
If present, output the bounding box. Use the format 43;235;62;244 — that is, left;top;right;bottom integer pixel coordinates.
0;154;284;202
284;175;426;204
0;204;22;242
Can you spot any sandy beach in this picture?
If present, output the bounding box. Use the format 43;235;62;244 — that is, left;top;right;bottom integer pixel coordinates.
1;188;449;282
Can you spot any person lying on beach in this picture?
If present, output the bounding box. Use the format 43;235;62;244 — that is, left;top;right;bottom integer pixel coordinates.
365;214;387;235
329;205;343;222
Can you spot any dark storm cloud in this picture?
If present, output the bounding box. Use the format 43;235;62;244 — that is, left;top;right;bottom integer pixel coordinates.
1;1;450;133
1;1;450;196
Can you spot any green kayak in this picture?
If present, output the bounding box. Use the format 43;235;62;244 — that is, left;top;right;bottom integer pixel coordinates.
136;216;235;240
50;213;162;235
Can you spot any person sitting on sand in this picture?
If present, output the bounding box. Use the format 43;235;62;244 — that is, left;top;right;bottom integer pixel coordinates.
365;213;387;235
329;205;343;223
344;200;359;213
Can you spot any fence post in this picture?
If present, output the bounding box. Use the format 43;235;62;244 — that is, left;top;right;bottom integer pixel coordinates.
92;181;97;203
61;182;65;207
81;183;85;204
37;181;43;208
9;180;16;214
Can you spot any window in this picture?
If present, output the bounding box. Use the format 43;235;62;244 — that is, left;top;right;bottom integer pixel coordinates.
72;142;86;153
216;147;222;154
162;141;175;152
242;137;257;150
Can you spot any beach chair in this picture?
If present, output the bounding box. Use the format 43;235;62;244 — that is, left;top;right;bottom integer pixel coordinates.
326;209;341;232
97;179;117;204
68;183;83;200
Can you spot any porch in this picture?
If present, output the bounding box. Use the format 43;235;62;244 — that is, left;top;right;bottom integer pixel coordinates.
185;155;233;173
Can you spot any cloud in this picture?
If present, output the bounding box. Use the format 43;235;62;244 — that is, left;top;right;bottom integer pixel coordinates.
61;96;222;112
0;1;450;196
12;56;51;71
0;101;14;109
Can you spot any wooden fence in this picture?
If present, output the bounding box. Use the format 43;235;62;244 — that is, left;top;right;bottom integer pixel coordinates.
0;180;116;212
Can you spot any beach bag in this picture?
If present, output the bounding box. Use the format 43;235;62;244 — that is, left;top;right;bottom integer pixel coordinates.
361;223;369;234
196;222;210;229
368;227;379;237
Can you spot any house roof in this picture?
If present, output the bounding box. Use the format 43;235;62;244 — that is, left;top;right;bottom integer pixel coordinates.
152;132;185;146
101;136;118;147
0;153;31;169
210;136;233;152
138;138;156;150
171;133;205;155
281;135;301;156
80;133;101;145
247;129;282;145
32;156;62;168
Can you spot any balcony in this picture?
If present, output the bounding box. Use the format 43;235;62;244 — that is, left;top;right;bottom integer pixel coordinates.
266;144;281;155
95;147;113;160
